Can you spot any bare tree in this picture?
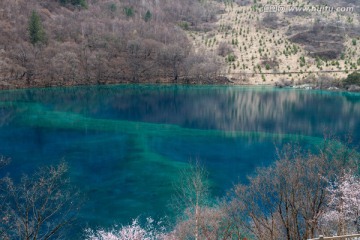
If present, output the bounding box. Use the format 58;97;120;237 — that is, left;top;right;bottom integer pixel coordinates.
0;162;79;240
171;160;242;240
126;38;161;82
12;44;35;85
126;39;146;82
51;51;80;83
230;140;358;240
171;160;210;240
183;50;220;81
158;44;189;82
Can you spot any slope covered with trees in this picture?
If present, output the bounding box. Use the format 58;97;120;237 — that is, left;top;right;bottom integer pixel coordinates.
0;0;223;89
189;0;359;85
0;0;359;89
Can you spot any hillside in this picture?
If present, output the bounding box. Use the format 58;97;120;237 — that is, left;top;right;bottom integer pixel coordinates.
0;0;359;89
190;0;360;85
0;0;223;89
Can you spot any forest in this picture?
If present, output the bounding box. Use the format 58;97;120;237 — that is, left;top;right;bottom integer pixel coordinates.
0;0;223;89
0;0;359;88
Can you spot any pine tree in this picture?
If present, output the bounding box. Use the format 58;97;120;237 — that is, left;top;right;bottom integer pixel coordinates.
144;10;152;22
60;0;87;8
124;7;134;17
28;11;46;45
73;0;87;8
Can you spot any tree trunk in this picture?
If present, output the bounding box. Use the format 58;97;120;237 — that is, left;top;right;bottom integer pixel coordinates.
196;195;199;240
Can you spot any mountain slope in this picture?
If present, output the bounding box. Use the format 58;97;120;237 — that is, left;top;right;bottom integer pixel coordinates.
0;0;359;88
0;0;223;89
188;0;359;85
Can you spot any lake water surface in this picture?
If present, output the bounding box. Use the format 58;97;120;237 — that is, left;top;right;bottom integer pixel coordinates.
0;85;360;235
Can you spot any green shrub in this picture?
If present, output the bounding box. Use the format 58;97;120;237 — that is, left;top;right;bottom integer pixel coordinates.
109;3;116;12
144;10;152;22
343;71;360;87
227;54;236;62
300;56;306;67
178;21;189;30
60;0;87;8
124;7;134;17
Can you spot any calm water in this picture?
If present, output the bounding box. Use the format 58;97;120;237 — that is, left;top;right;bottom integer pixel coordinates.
1;85;360;236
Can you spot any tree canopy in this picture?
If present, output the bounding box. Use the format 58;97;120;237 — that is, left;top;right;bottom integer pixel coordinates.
60;0;87;8
343;71;360;87
28;11;46;45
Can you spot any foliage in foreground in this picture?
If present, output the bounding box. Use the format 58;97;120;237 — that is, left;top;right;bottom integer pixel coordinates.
85;218;172;240
0;161;79;240
230;140;359;240
320;172;360;235
86;138;360;240
1;137;359;240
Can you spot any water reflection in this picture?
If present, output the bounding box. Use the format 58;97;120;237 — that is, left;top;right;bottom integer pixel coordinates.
2;85;355;138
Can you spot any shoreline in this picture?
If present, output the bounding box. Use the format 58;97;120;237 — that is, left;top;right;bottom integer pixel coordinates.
0;76;357;92
0;75;255;91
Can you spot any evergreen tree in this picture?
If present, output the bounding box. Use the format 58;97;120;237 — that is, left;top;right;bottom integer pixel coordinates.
28;11;46;45
60;0;87;8
144;10;152;22
124;7;134;17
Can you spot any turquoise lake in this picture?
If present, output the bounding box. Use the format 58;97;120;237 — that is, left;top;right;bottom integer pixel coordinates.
0;85;360;236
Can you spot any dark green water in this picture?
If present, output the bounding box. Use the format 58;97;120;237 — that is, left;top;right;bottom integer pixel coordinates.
0;85;360;235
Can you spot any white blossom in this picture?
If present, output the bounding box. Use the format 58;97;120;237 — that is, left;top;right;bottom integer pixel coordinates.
85;217;172;240
320;172;360;235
